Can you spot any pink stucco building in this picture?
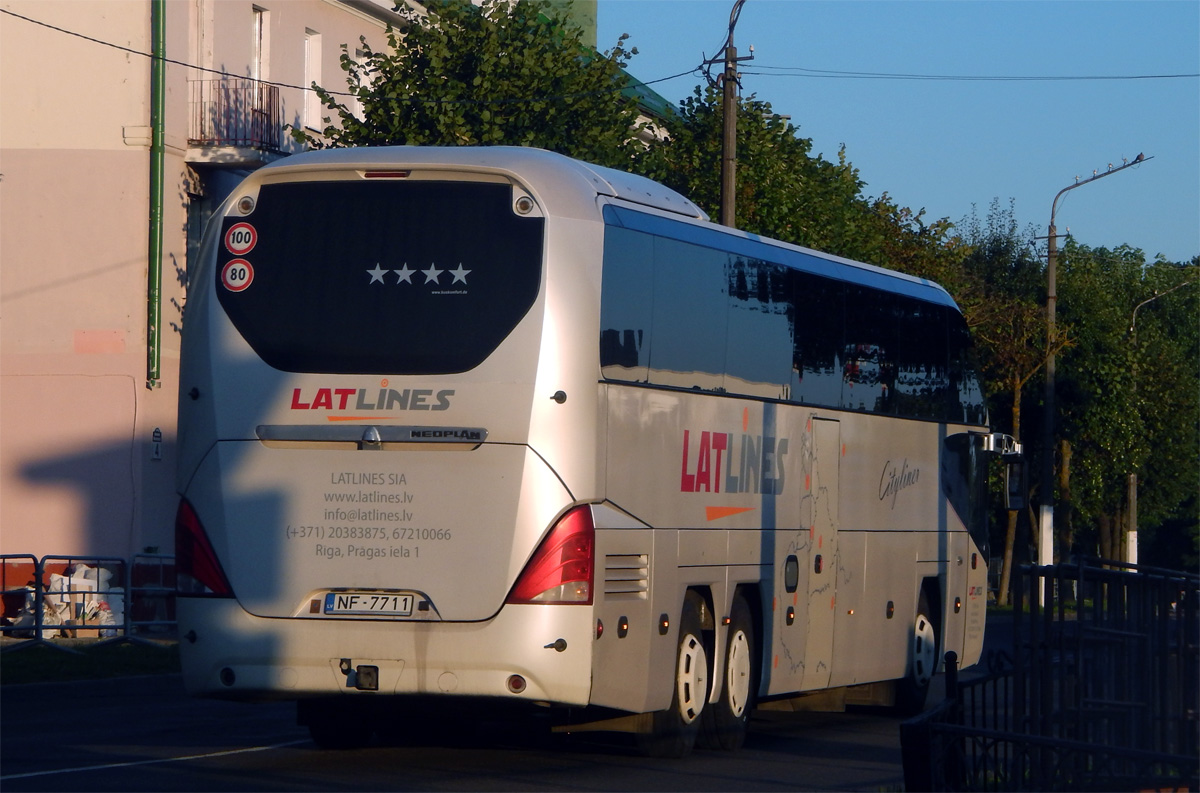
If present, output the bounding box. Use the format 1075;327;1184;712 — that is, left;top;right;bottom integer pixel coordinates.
1;0;406;560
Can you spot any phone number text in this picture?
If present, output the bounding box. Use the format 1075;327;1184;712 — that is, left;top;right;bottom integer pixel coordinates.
287;525;452;541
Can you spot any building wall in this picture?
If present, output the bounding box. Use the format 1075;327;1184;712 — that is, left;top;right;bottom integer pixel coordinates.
0;0;394;561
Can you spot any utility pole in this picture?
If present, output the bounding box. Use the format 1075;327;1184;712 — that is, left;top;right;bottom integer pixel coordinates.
720;34;738;227
707;0;752;228
1039;153;1151;580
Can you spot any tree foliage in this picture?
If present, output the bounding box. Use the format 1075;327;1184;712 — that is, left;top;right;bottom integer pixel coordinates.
634;85;966;278
636;86;865;251
1057;245;1199;565
957;201;1058;602
291;0;647;168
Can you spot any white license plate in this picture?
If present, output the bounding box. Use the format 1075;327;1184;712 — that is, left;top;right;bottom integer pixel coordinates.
323;592;414;616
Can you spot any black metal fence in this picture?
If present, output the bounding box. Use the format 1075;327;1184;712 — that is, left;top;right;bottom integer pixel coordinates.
0;554;176;652
902;558;1199;791
188;78;283;152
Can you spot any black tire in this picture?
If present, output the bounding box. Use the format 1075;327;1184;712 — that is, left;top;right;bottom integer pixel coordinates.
895;590;938;715
636;592;709;758
699;594;756;751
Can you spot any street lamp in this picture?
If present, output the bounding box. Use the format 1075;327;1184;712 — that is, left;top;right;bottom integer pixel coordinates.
1040;154;1152;576
1125;278;1197;564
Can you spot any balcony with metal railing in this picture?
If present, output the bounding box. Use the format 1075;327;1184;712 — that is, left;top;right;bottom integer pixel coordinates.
186;78;285;167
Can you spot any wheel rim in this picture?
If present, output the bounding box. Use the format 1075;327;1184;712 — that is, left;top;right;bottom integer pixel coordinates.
725;628;752;717
676;631;708;724
911;614;936;687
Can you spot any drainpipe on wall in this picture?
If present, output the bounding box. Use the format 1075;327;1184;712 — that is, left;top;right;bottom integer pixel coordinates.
146;0;165;389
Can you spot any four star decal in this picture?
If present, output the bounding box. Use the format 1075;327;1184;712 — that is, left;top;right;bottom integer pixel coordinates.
365;262;471;287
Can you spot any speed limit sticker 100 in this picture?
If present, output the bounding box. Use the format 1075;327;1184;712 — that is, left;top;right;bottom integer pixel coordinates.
221;259;255;292
224;222;258;255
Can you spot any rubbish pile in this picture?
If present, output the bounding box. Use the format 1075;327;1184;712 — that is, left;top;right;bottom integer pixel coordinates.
7;564;124;638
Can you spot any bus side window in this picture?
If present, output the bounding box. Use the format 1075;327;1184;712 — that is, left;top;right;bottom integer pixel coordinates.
842;285;897;415
647;238;728;391
725;257;791;399
600;227;654;383
791;272;844;409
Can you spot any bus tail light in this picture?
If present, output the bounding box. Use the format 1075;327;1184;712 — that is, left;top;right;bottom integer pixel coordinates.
506;506;594;605
175;498;234;597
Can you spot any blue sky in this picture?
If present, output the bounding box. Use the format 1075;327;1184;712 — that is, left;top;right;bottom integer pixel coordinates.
597;0;1200;263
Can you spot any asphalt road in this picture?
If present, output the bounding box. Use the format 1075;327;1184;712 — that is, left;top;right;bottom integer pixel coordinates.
0;618;1014;791
0;676;910;791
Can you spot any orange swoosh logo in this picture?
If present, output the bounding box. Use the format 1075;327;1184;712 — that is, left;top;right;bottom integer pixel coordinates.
706;506;757;521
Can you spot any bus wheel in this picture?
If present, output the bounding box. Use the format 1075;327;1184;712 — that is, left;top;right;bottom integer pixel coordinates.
636;592;708;758
700;594;755;751
895;591;937;715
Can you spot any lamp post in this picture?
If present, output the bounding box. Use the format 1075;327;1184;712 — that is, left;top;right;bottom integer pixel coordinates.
1125;278;1197;564
1040;154;1151;577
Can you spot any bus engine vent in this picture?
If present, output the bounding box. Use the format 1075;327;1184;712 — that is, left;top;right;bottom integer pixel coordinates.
603;554;649;599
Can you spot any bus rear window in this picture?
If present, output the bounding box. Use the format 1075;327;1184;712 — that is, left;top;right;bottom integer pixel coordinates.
214;180;543;375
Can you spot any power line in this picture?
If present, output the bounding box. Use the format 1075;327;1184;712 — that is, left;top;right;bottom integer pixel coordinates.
0;7;700;106
746;64;1199;82
1;7;321;93
12;3;1188;109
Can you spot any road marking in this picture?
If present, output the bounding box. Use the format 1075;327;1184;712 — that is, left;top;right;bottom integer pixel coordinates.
0;740;308;780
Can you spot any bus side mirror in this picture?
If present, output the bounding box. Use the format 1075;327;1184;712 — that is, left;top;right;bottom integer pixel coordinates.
1004;458;1027;512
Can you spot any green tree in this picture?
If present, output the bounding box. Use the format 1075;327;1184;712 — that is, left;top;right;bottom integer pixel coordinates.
1130;260;1199;568
957;200;1064;603
635;86;876;258
863;194;966;296
636;86;968;286
291;0;648;168
1057;244;1199;565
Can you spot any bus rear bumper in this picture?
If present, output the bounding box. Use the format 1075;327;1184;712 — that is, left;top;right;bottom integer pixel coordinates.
177;597;594;706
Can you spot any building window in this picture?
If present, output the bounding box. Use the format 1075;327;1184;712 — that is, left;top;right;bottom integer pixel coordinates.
304;29;323;130
252;7;269;83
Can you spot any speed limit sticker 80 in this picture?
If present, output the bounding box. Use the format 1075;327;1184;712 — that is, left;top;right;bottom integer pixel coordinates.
221;259;255;292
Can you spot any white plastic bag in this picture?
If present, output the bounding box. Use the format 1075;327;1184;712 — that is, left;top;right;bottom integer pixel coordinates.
95;601;118;637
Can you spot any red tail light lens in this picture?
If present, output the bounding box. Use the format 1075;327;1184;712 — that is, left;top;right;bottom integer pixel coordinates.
175;498;234;597
506;506;595;605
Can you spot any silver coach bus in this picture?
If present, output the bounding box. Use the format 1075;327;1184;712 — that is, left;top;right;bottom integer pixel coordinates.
176;146;1015;756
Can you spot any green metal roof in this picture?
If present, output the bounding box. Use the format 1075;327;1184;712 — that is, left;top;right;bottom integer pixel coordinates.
621;70;676;121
